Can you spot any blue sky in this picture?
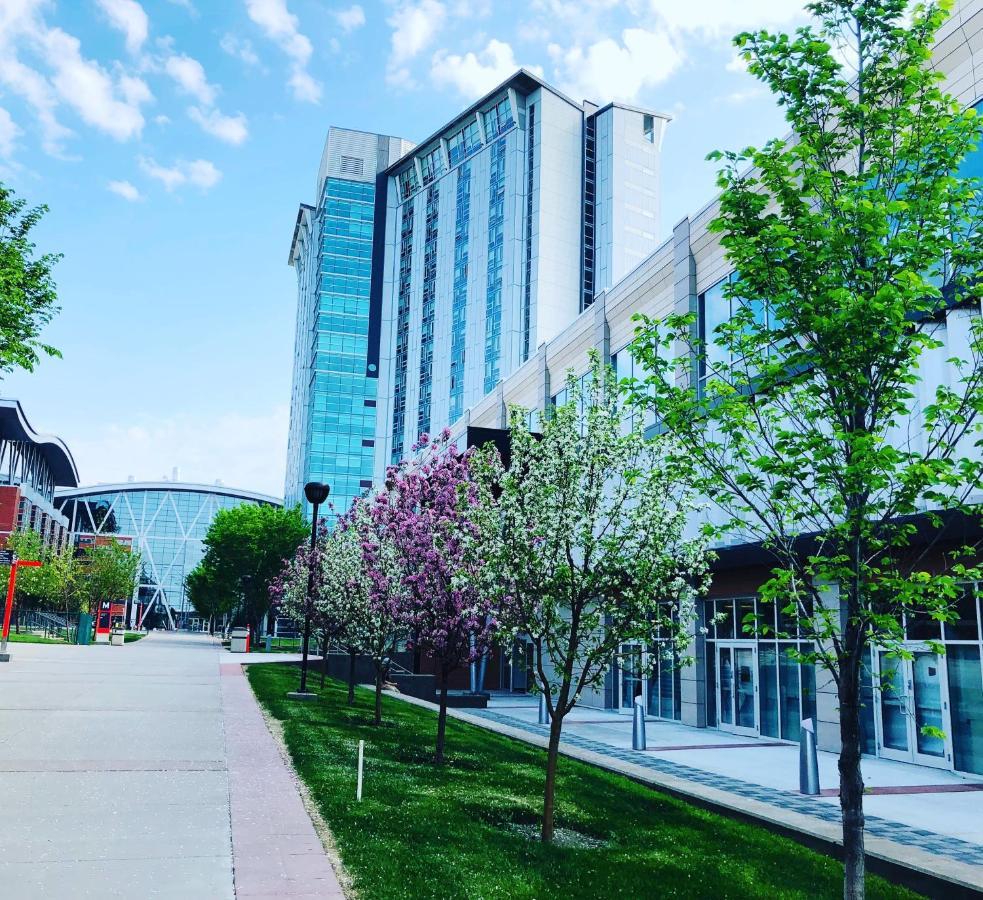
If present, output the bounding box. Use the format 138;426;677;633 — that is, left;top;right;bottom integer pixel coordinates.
0;0;807;497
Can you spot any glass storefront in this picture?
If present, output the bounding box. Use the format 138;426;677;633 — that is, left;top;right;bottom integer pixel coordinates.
863;583;983;775
617;642;682;721
704;597;817;741
705;588;982;775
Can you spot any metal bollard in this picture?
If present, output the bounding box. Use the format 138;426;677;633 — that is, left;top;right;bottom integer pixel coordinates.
799;718;820;795
538;693;550;725
632;698;647;750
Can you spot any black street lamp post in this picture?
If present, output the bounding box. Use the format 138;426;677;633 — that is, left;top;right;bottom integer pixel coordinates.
292;481;329;699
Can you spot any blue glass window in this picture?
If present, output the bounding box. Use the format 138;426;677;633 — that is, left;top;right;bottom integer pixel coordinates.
482;96;514;140
447;119;482;166
449;162;471;422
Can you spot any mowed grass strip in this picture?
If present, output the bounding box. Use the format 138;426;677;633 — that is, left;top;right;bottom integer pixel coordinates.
246;664;917;900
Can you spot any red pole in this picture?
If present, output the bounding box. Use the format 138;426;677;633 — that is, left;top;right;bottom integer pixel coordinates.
1;563;18;646
1;560;41;656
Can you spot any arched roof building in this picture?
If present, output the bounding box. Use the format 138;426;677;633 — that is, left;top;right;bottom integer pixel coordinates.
54;482;281;628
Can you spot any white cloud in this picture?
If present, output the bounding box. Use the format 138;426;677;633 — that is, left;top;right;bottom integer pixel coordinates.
188;106;248;144
550;28;683;103
139;156;222;191
41;26;151;140
163;52;217;105
244;0;321;102
154;113;170;125
0;107;22;157
220;33;260;66
431;40;540;100
108;179;142;200
334;5;365;33
72;407;288;498
387;0;445;85
0;56;71;154
95;0;149;55
167;0;197;12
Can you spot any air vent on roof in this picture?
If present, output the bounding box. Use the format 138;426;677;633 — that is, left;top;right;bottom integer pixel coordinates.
340;155;364;176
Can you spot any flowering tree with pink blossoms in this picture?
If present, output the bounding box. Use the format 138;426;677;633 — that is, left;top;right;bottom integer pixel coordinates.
383;431;497;764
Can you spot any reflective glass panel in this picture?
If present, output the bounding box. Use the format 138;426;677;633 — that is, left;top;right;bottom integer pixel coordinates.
948;645;983;775
913;652;945;758
758;644;780;738
879;652;909;751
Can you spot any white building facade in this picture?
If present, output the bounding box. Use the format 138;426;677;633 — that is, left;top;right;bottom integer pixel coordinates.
373;71;667;474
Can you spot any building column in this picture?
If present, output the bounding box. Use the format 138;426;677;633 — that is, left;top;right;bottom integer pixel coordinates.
672;216;698;389
672;216;706;728
592;290;610;366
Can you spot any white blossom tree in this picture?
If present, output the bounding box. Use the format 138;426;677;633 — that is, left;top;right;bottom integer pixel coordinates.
473;352;712;843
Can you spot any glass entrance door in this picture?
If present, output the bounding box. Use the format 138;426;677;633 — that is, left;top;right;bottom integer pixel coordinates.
717;644;758;736
876;649;952;769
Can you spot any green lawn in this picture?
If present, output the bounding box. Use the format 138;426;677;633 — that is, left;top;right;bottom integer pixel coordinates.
3;632;67;644
246;665;917;900
123;632;145;643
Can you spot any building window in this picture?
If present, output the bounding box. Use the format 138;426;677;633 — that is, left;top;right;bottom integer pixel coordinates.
397;166;419;202
447;119;482;166
643;114;655;143
391;199;415;461
522;103;535;362
484;138;507;394
698;271;779;394
482;96;514;140
417;185;440;437
582;114;597;310
419;146;445;186
449;161;471;423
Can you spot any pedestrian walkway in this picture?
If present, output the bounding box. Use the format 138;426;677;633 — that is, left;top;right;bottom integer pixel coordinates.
0;632;342;899
395;691;983;893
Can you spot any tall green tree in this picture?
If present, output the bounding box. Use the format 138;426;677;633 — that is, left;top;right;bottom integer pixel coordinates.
185;561;229;634
631;3;983;896
0;183;61;374
475;354;711;843
199;504;307;635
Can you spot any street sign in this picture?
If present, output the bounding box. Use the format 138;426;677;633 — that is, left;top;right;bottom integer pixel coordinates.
0;550;15;566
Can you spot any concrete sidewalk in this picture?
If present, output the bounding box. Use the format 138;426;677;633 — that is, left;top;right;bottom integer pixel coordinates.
0;632;342;899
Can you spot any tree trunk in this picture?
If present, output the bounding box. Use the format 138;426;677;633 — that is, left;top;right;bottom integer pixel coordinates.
374;669;384;726
542;710;565;842
435;669;449;764
839;655;866;899
320;633;329;688
347;650;356;705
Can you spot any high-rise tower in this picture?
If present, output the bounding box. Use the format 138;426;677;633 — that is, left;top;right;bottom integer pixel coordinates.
285;128;413;515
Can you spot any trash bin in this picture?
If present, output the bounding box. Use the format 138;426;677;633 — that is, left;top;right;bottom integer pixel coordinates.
110;627;126;647
230;627;250;653
76;613;93;646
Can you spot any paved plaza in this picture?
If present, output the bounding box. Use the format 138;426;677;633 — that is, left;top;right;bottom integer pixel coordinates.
0;633;341;899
